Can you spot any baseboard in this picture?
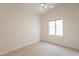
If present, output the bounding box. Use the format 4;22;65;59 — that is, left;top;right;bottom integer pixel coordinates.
0;40;40;55
41;40;79;51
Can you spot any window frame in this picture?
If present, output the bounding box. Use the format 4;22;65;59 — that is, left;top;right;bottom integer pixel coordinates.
48;19;63;36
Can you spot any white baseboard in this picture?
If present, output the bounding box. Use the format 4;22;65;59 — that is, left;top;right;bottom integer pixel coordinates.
41;40;79;51
0;40;40;55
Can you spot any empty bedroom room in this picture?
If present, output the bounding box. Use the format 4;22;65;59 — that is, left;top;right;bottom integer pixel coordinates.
0;3;79;56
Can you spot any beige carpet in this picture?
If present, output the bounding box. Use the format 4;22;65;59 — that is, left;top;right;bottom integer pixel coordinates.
1;41;79;56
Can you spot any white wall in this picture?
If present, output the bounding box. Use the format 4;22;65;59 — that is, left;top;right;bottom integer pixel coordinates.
41;4;79;50
0;4;41;54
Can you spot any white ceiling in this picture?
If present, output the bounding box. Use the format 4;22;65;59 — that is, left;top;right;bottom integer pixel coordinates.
22;3;58;15
0;3;58;15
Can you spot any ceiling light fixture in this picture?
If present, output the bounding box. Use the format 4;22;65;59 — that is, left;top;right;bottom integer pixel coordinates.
40;3;45;7
40;3;47;9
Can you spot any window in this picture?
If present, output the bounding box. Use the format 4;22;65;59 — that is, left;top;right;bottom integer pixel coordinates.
48;20;63;36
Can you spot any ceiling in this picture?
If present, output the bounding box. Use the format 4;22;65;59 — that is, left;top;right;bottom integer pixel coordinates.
0;3;58;15
23;3;58;15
